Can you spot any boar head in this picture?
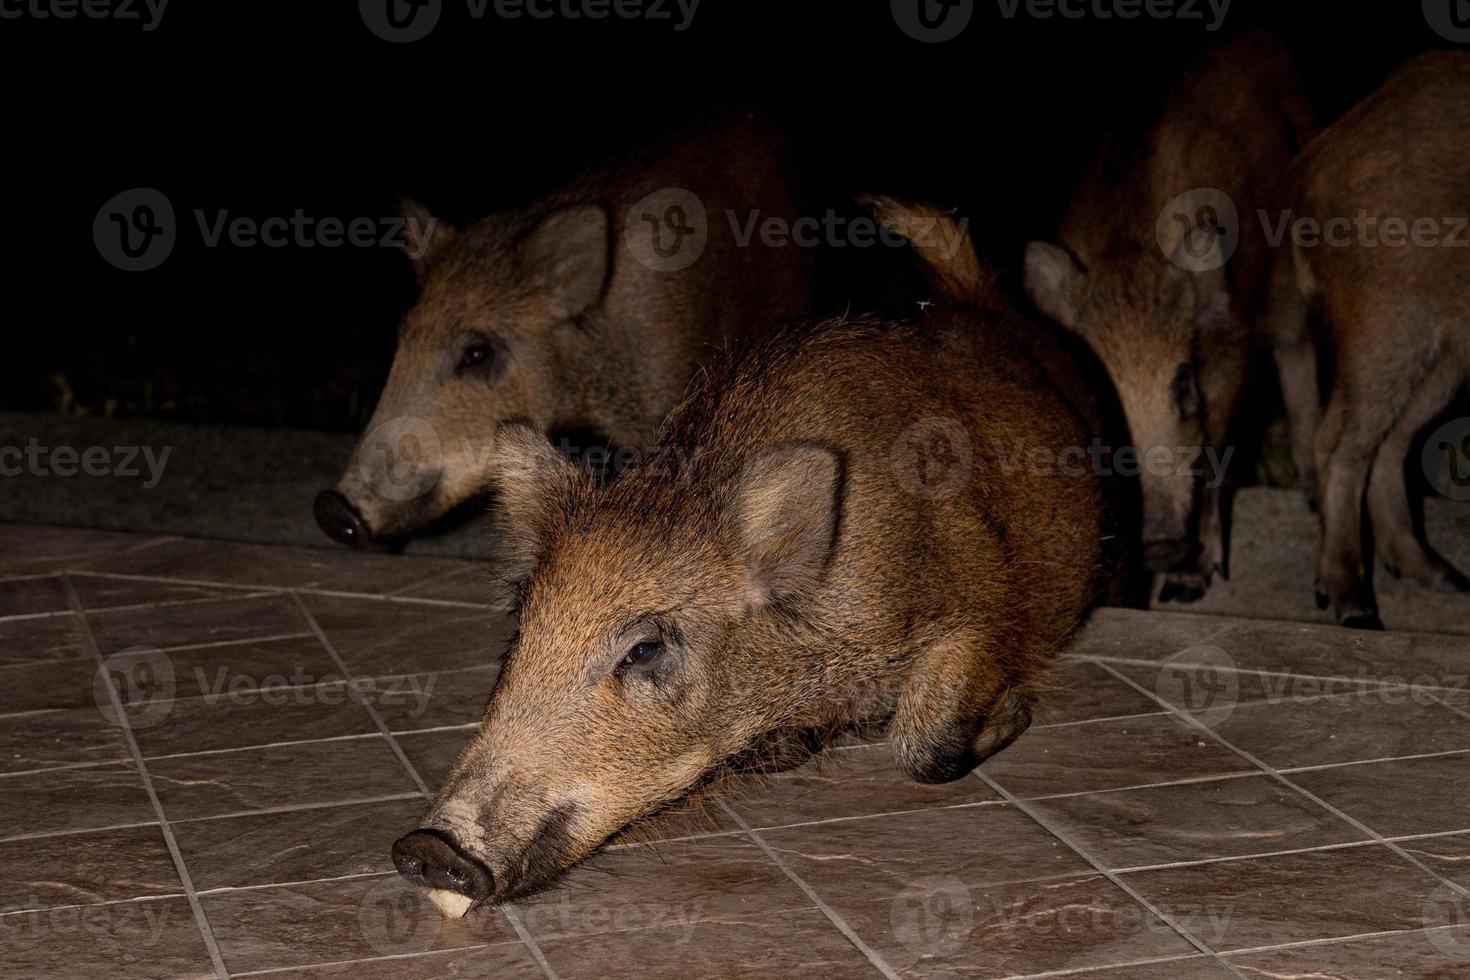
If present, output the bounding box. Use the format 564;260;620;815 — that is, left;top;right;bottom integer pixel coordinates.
1024;231;1231;571
315;200;617;548
393;424;850;905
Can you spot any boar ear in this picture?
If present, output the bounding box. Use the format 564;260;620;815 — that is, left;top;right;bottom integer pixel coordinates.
522;205;611;321
398;198;457;278
491;422;580;571
1023;241;1085;330
725;443;843;610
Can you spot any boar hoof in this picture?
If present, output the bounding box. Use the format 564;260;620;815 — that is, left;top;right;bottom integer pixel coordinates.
1340;610;1384;631
1158;576;1206;604
1431;564;1470;594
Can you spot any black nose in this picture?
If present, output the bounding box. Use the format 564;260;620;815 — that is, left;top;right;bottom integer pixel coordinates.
392;829;494;904
1142;538;1191;572
314;490;373;549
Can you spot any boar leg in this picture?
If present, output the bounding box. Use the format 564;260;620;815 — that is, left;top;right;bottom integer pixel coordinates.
1267;257;1322;501
891;629;1034;784
1314;349;1431;628
1158;481;1226;604
1368;357;1469;592
1160;341;1248;602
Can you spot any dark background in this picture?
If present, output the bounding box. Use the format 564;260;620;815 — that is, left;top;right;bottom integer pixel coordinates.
0;0;1449;432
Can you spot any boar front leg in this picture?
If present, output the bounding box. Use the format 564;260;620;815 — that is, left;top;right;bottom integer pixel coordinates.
891;627;1034;784
1368;356;1469;593
1158;482;1225;603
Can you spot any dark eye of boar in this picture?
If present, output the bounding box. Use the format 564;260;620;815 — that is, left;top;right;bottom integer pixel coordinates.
617;640;663;674
458;341;494;373
1171;362;1201;420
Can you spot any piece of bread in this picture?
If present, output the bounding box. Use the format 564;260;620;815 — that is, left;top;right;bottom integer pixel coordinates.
426;888;473;919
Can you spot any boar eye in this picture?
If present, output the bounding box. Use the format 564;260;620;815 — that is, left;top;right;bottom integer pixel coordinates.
1171;362;1201;420
617;640;663;673
458;342;494;372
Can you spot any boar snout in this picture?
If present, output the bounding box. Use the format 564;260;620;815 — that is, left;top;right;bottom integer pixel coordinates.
313;489;374;549
391;828;494;906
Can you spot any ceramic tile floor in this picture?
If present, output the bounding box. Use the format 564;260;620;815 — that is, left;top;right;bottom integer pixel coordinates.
2;522;1469;979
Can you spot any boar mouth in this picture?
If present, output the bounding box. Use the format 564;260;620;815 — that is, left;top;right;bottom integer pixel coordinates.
492;803;583;903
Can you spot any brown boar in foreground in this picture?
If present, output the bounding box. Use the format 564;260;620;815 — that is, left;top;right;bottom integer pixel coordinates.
1025;30;1318;602
1291;52;1470;628
391;203;1109;908
315;110;812;548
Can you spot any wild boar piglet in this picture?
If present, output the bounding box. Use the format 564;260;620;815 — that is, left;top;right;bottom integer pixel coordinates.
316;110;811;549
1291;51;1470;627
392;204;1112;908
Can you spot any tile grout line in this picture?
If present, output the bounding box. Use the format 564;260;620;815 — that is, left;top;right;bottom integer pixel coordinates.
971;771;1250;979
227;942;517;977
0;792;427;849
79;568;493;609
1426;689;1470;724
1078;651;1470;698
717;799;903;980
1008;952;1215;979
63;574;232;980
286;590;561;980
287;591;432;798
1212;919;1470;958
1091;660;1470;902
0;662;496;727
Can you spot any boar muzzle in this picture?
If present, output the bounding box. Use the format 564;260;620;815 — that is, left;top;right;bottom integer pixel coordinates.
391;828;494;905
313;489;374;549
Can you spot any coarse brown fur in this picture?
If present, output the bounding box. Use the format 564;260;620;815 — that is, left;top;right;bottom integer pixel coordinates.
403;206;1109;906
1024;30;1318;601
1289;51;1470;627
325;109;813;543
